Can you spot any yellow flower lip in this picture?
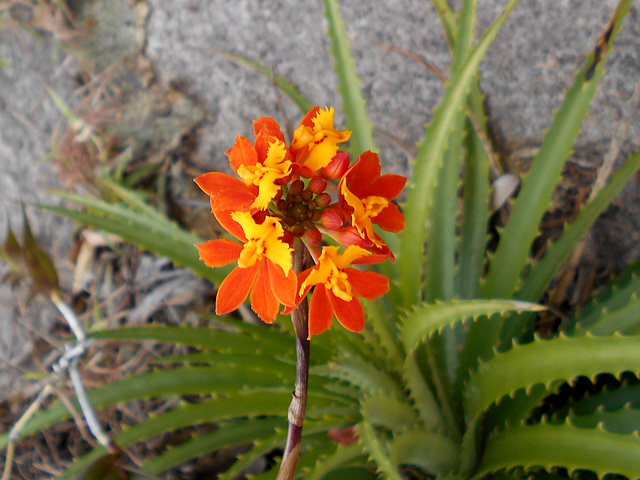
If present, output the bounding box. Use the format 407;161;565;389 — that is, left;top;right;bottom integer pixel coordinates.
291;106;351;172
236;141;291;210
231;211;293;275
300;245;371;301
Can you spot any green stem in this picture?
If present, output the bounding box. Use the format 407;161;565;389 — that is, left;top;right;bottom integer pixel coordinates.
277;239;310;480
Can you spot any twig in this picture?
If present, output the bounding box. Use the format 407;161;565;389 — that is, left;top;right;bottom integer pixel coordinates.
2;384;53;480
277;239;310;480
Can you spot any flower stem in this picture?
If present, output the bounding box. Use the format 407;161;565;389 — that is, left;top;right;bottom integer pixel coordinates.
277;239;310;480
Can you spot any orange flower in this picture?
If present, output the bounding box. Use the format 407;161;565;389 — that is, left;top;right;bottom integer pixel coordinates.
196;211;297;323
298;245;389;337
226;117;292;210
290;106;351;173
339;151;406;248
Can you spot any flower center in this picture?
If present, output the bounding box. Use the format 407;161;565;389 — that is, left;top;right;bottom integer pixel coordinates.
238;239;265;268
327;267;352;301
363;196;389;219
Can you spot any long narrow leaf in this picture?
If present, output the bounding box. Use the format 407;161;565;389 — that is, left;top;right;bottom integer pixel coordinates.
466;334;640;422
37;192;229;286
518;149;640;302
322;0;376;156
399;0;521;307
481;0;633;299
477;421;640;479
401;299;543;354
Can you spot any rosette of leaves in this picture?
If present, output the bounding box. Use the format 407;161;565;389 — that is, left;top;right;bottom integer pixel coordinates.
4;0;640;479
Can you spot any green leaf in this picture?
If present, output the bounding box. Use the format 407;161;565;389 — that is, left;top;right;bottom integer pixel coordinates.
519;149;640;302
403;351;446;431
221;52;314;114
0;365;291;449
465;334;640;422
481;0;634;299
305;443;368;480
360;394;420;432
217;428;287;480
357;421;403;480
87;323;293;357
37;192;229;286
322;0;376;156
569;260;640;334
399;0;520;307
477;421;640;479
143;418;283;474
571;404;640;435
401;299;544;354
315;355;405;400
388;429;458;475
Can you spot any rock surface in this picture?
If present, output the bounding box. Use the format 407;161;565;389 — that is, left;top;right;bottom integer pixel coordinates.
1;0;639;394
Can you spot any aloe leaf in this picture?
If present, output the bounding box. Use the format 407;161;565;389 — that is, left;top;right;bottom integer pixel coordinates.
481;0;634;299
217;428;287;480
143;417;283;474
357;421;403;480
221;52;314;114
362;299;405;370
315;355;405;400
477;421;640;479
571;404;640;435
0;365;292;449
305;443;368;480
399;0;520;307
569;260;640;334
403;351;446;432
584;293;640;336
87;324;293;357
465;334;640;422
388;429;458;475
425;0;477;302
37;192;229;286
360;394;420;432
322;0;376;156
519;149;640;302
401;299;543;355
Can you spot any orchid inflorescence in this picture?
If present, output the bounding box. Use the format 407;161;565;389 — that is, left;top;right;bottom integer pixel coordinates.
195;106;406;337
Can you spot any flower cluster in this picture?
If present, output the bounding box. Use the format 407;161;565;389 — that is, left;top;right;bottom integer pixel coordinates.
195;106;406;337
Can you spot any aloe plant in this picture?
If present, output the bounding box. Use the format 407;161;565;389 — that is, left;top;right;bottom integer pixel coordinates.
3;0;640;479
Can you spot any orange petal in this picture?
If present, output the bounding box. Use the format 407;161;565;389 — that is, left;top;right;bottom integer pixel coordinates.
212;206;247;241
345;151;381;189
347;269;390;300
267;260;297;308
363;174;407;201
328;291;365;333
253;117;285;143
249;262;280;323
226;135;258;172
196;239;242;267
372;202;405;233
308;286;334;338
298;106;320;128
195;172;255;212
216;264;258;315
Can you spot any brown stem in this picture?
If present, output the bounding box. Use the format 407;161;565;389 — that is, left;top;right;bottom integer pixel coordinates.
277;239;310;480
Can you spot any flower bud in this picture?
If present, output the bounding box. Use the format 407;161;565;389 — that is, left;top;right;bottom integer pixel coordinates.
304;226;322;246
291;225;306;237
290;179;305;195
321;208;346;230
314;192;332;208
320;151;350;179
308;176;327;194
